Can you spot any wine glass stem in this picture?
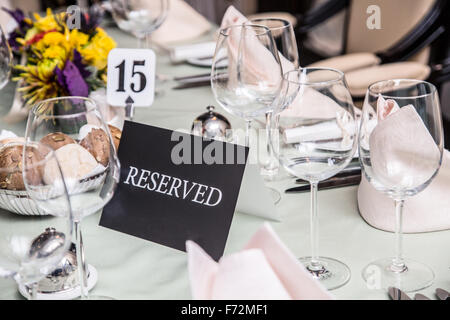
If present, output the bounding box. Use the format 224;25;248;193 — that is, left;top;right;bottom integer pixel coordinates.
74;220;89;299
310;182;321;270
245;119;252;147
392;199;406;272
265;111;276;169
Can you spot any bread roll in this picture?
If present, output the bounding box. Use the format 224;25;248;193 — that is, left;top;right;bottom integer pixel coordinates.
108;125;122;151
0;144;43;190
40;132;76;151
80;128;110;166
43;143;98;184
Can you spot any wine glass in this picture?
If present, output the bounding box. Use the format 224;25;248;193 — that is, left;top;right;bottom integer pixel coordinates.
359;79;443;292
0;142;73;300
249;18;300;201
25;96;121;299
0;25;12;90
271;68;358;290
211;24;283;148
110;0;169;49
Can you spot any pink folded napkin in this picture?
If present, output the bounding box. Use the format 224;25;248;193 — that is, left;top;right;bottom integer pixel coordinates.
358;97;448;232
186;223;333;300
358;150;450;233
151;0;211;46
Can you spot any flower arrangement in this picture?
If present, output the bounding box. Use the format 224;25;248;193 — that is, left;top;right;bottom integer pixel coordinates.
3;7;116;106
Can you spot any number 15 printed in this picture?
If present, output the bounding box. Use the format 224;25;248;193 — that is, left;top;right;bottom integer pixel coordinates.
107;48;156;107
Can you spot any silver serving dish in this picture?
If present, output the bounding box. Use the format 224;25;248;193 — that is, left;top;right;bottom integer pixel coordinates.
0;168;108;216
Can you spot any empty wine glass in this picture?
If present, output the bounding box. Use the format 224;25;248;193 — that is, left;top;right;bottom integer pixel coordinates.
250;17;299;190
0;142;73;300
359;79;443;292
211;24;283;147
110;0;169;48
0;25;12;90
271;68;358;290
25;96;121;299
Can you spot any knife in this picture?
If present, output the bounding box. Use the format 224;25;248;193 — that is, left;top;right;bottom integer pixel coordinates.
285;173;361;193
388;287;411;300
174;73;211;82
296;167;361;185
436;288;450;300
173;80;211;90
414;293;431;300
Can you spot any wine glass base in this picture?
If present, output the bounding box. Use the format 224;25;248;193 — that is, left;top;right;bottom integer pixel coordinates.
298;256;351;290
78;295;115;300
18;264;98;300
361;257;434;292
268;188;281;205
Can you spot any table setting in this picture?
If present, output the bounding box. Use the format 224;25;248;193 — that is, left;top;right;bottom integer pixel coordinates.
0;1;448;302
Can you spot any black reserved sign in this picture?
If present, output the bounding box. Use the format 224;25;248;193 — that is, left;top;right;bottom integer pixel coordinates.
100;121;248;260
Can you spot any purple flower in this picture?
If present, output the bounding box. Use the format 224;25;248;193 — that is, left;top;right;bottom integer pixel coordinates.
72;49;91;78
63;60;89;97
55;60;89;97
1;7;25;25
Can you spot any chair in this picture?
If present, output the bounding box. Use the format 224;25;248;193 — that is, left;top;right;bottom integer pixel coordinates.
251;0;448;99
294;0;449;98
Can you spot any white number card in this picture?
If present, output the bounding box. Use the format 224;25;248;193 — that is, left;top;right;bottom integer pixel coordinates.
107;48;156;107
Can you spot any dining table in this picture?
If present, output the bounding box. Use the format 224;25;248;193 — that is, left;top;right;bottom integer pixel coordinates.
0;24;449;300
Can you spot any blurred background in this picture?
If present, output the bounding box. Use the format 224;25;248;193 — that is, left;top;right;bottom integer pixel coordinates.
0;0;449;146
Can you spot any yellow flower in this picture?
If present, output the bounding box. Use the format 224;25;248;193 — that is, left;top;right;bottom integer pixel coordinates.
78;28;116;70
69;29;89;51
14;63;60;105
33;8;64;32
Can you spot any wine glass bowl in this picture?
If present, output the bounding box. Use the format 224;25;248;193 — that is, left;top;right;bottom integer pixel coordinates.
359;79;443;292
110;0;169;44
211;24;283;146
275;68;358;182
250;18;299;71
0;25;12;90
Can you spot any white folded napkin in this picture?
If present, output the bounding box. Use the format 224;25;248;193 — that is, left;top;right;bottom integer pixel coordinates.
151;0;211;46
186;223;333;300
169;41;216;63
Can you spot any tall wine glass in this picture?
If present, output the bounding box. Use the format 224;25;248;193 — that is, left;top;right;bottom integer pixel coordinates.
271;68;358;290
25;97;121;299
0;142;73;299
110;0;169;48
211;24;283;147
250;18;299;200
359;79;443;292
0;25;12;90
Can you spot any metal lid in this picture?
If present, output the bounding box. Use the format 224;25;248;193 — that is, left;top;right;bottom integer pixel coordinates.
191;106;232;141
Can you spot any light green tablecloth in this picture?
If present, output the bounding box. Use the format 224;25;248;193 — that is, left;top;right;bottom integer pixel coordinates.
0;27;449;300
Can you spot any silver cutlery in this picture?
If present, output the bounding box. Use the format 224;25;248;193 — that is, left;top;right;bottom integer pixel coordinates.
174;73;211;82
436;288;450;300
285;173;361;193
173;80;211;90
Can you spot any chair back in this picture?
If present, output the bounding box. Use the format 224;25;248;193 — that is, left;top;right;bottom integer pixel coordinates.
346;0;435;63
